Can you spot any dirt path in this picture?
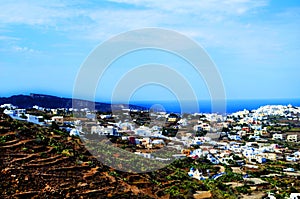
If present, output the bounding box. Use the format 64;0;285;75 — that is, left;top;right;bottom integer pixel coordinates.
214;165;225;173
232;166;246;174
241;191;266;199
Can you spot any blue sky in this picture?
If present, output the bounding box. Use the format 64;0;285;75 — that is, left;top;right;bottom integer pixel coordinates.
0;0;300;102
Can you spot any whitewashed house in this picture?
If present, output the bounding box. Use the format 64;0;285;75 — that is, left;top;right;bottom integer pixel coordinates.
52;116;64;125
134;126;152;136
1;104;17;109
26;114;44;125
86;112;96;120
272;133;283;140
70;129;80;136
287;134;298;142
91;125;119;136
120;122;135;131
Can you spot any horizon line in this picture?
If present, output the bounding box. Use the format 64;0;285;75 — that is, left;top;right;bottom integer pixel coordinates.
1;92;300;102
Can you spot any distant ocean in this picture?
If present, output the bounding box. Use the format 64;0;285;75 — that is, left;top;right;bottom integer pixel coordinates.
131;99;300;114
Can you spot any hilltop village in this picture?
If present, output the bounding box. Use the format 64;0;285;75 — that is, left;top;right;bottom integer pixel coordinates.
1;103;300;198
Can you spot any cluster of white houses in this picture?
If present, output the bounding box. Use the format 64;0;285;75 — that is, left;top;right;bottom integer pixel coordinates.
2;103;300;162
2;104;62;126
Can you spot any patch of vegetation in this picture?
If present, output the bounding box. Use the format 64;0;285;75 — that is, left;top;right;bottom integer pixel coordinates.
108;171;119;177
0;135;7;143
236;185;250;194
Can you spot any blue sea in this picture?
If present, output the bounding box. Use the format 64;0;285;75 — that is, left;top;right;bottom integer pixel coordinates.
130;99;300;114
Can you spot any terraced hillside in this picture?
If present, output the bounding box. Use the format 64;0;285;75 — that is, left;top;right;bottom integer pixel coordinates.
0;111;212;199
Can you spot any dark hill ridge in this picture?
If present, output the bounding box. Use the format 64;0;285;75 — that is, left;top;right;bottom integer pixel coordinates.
0;93;145;112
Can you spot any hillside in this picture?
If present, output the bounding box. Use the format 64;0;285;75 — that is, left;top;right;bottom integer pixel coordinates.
0;110;211;199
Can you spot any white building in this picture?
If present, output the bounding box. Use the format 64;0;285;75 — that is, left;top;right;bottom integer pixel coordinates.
86;112;96;120
134;126;152;136
119;122;135;131
4;109;26;119
272;133;283;140
287;134;298;142
26;114;44;125
70;129;80;136
1;104;17;109
91;125;119;136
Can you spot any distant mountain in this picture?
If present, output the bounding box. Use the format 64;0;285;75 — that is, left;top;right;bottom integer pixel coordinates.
0;93;145;112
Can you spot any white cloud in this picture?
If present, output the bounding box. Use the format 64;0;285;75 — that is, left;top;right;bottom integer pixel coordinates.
0;0;269;32
12;45;40;54
0;35;19;41
108;0;269;17
0;1;68;25
0;0;299;64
